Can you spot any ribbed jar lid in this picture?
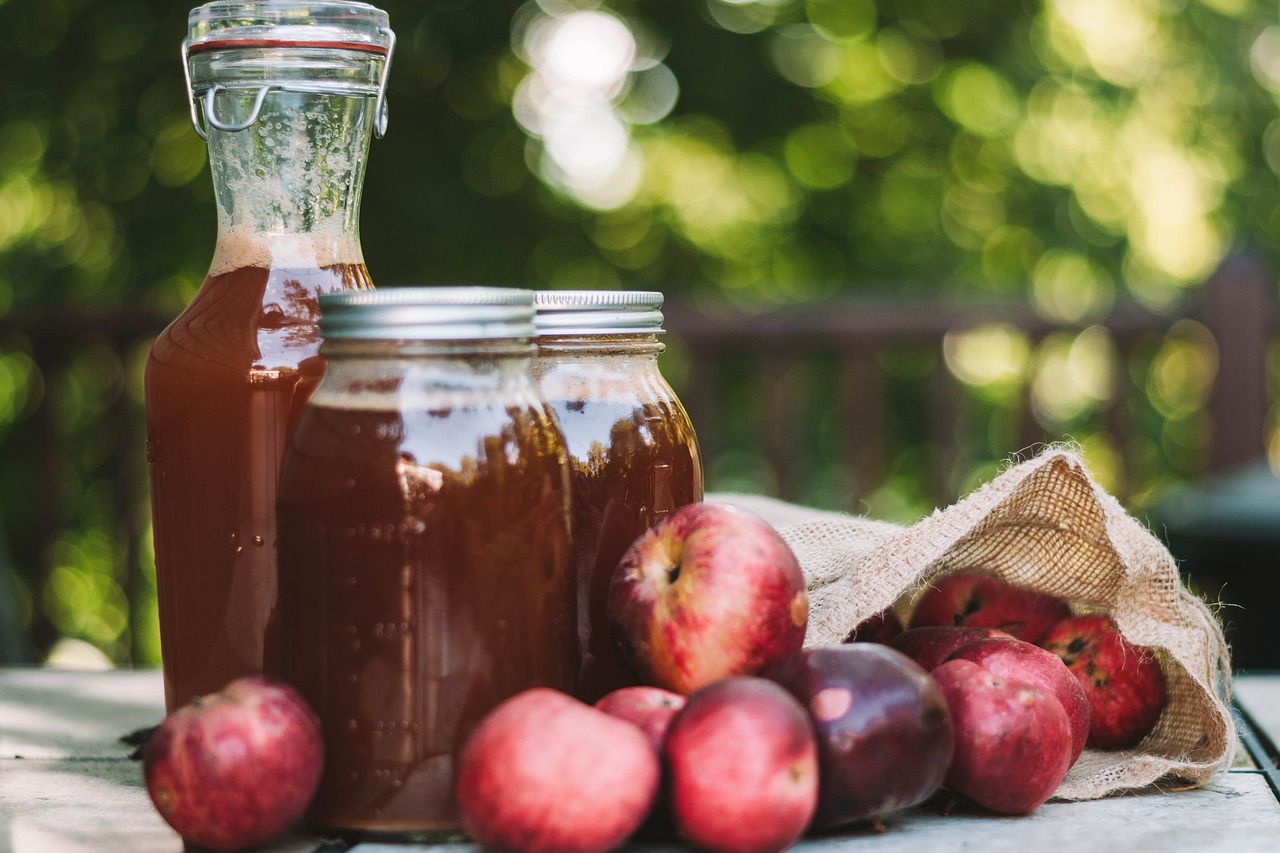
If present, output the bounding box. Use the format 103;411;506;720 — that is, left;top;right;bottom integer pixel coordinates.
188;1;392;54
319;287;536;340
533;291;665;335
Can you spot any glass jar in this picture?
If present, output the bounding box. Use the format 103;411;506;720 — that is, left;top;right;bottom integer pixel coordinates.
146;2;393;711
531;291;704;702
278;288;575;834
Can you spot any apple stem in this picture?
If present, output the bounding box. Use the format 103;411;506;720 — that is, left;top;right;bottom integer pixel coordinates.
870;817;887;834
941;792;958;817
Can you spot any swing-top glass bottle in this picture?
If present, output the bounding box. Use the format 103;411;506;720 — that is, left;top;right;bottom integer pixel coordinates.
146;1;394;710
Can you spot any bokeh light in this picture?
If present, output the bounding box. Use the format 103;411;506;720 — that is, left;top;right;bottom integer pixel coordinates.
512;1;677;210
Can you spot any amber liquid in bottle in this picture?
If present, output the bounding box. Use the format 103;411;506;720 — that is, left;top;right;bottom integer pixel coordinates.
548;396;703;702
278;400;575;831
146;239;371;710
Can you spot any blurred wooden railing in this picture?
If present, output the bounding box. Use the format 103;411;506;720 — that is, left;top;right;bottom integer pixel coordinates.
0;308;160;663
665;254;1278;509
0;255;1276;662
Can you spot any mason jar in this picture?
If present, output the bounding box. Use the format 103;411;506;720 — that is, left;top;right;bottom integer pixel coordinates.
531;290;704;702
277;287;575;833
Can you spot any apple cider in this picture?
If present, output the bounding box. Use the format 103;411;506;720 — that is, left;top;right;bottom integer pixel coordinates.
150;2;394;711
532;292;704;702
147;246;371;710
277;288;575;833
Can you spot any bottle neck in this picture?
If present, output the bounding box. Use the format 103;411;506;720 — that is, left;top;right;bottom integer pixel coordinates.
206;90;373;269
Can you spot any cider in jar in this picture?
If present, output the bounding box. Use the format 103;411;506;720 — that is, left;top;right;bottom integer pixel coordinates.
532;291;704;702
278;288;575;833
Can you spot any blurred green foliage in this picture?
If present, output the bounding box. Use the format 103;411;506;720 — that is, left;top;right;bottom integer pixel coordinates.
1;0;1278;664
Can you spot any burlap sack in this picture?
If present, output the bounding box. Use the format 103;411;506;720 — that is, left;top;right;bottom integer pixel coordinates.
713;447;1235;800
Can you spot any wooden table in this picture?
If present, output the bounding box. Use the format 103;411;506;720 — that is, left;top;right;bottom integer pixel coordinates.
3;668;1279;852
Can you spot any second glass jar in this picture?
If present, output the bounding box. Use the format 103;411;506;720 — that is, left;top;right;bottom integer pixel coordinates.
532;291;704;702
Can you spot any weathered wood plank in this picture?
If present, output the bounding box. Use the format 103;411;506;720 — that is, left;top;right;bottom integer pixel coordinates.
3;669;1278;853
1234;675;1280;750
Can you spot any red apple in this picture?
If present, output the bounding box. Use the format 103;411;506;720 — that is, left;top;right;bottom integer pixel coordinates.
608;502;809;695
594;685;686;751
841;606;904;643
664;678;818;853
887;625;1013;671
143;676;323;851
932;659;1073;814
763;645;953;829
456;688;660;853
946;636;1090;764
909;571;1071;642
1039;614;1167;750
595;686;686;842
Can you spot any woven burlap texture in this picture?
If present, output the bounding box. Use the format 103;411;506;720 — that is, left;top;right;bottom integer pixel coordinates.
712;447;1234;801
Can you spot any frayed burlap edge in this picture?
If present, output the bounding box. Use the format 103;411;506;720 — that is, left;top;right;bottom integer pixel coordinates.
712;447;1235;801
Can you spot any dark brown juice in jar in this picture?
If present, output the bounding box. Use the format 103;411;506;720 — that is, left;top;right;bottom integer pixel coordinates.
277;289;575;833
146;239;371;710
533;292;704;702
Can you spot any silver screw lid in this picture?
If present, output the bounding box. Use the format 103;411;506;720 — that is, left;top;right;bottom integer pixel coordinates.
533;291;665;335
319;287;537;340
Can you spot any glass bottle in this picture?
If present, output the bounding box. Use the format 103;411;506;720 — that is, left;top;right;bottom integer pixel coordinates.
277;288;575;833
531;291;704;702
146;1;394;711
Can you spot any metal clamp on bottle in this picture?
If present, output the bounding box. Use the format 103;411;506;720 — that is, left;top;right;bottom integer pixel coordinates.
181;24;395;140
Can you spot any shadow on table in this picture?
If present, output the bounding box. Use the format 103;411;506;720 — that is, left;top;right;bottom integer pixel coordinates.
0;669;162;758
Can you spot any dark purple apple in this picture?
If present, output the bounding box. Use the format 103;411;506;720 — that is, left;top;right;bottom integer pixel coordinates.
947;636;1090;764
888;625;1013;671
932;659;1073;814
909;571;1071;642
664;678;818;853
763;644;953;829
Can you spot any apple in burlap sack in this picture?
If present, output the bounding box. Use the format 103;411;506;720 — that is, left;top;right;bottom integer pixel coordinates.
909;571;1071;643
715;449;1235;801
887;625;1014;672
932;659;1074;814
1040;614;1168;750
946;636;1091;765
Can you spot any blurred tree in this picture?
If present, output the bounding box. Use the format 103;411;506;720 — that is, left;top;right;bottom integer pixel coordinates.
1;0;1277;663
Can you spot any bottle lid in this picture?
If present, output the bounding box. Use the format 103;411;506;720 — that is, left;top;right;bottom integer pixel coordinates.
183;1;395;140
319;287;538;341
533;291;666;336
187;1;391;54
